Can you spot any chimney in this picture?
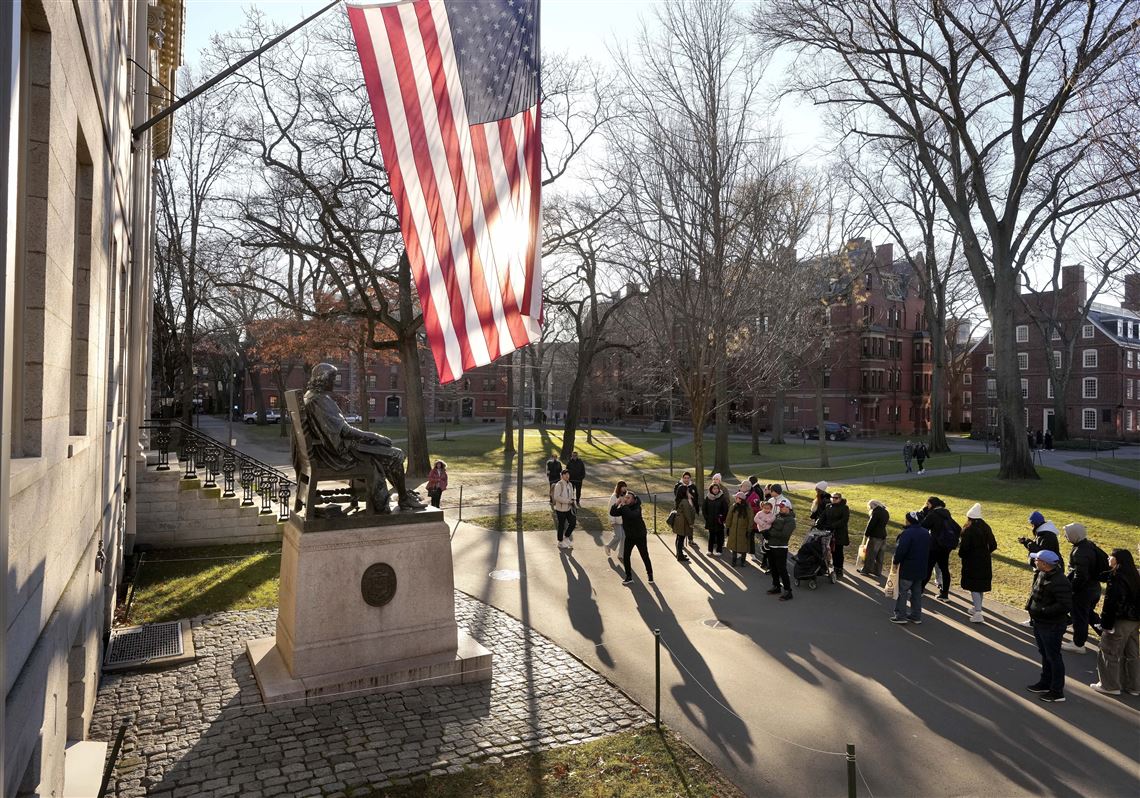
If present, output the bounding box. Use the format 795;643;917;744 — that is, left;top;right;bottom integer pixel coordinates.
1123;273;1140;312
875;243;894;267
1062;264;1087;306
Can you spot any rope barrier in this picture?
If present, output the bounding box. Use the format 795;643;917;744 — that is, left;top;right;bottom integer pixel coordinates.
857;761;877;798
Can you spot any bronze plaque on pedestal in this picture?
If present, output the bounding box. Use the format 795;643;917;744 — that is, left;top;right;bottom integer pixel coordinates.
361;563;397;607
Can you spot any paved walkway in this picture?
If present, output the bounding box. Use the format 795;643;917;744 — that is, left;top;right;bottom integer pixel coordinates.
449;519;1140;797
91;593;650;797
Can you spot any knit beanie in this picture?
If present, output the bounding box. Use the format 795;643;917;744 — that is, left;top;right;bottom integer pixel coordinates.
1029;511;1045;526
966;502;983;520
814;481;828;492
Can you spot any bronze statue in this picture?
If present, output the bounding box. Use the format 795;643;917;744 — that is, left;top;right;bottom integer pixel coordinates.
300;363;426;512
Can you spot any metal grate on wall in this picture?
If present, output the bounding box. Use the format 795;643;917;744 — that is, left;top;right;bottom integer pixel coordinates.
105;621;185;668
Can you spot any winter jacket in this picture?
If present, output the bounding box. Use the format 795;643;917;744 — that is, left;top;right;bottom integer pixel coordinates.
674;497;696;537
826;499;851;546
1100;569;1140;629
1025;567;1073;625
958;519;997;593
915;444;929;461
1067;539;1101;595
701;490;729;530
767;510;796;548
1023;521;1063;565
567;457;586;482
921;506;961;550
608;493;625;526
753;505;776;534
674;481;699;512
863;504;890;540
609;495;648;539
550;480;576;512
745;489;763;520
725;500;752;553
427;466;448;492
546;459;563;484
893;524;932;583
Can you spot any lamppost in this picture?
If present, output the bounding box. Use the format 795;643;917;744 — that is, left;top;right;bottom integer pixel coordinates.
227;352;238;447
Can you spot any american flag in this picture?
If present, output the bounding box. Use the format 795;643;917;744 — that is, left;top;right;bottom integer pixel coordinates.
347;0;542;384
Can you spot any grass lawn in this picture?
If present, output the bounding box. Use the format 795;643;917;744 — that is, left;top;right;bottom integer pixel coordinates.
1067;458;1140;481
633;438;894;472
371;726;743;798
428;427;672;471
126;543;281;625
782;467;1137;609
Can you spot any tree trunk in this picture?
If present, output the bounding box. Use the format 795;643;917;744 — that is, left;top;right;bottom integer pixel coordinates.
504;353;516;456
180;322;194;426
560;353;590;461
713;357;730;476
770;387;786;444
991;275;1039;479
1051;392;1070;442
815;379;829;468
249;367;266;421
356;346;369;430
277;365;292;437
928;332;950;454
530;348;545;426
395;252;430;477
750;405;760;456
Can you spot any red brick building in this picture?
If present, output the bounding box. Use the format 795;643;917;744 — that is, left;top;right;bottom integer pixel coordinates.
756;239;936;435
969;268;1140;442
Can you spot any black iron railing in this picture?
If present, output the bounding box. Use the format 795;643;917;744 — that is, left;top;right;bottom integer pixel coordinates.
142;419;294;521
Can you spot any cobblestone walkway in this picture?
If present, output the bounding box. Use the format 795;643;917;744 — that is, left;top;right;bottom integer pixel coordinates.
90;592;650;797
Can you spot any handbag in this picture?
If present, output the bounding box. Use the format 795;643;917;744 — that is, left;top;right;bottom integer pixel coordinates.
884;563;900;600
856;538;869;569
666;509;677;529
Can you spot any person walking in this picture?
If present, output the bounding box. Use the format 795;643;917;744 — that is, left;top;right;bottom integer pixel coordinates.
753;499;776;573
958;503;998;623
426;460;448;508
891;511;932;624
1025;550;1073;703
550;469;577;550
606;480;628;560
920;496;961;601
702;482;729;556
673;489;696;563
1090;548;1140;696
903;440;914;473
1019;510;1064;626
914;441;928;474
567;451;586;506
1062;522;1106;654
546;455;563;486
610;491;653;586
725;491;753;567
765;497;796;601
857;499;890;578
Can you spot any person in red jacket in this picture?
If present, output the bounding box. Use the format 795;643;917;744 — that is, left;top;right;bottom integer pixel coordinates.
426;460;448;508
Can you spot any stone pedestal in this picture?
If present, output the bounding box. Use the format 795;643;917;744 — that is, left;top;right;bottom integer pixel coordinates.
246;509;491;704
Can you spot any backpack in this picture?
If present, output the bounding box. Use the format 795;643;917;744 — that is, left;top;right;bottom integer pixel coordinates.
1092;543;1111;582
665;510;677;530
943;516;962;550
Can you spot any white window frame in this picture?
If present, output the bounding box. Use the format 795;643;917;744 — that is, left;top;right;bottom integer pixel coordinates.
1127;409;1134;431
1082;324;1094;339
987;330;993;343
1051;327;1061;341
1128;378;1134;400
1082;408;1097;430
963;373;972;385
1018;352;1029;370
1083;349;1098;368
1128;350;1134;369
985;353;994;369
1082;377;1098;399
1016;325;1029;343
1020;378;1029;399
1053;351;1062;369
963;390;972;407
986;378;996;398
1047;378;1054;399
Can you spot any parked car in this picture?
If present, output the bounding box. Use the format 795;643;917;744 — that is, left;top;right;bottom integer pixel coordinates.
243;409;281;424
804;421;851;441
343;413;363;423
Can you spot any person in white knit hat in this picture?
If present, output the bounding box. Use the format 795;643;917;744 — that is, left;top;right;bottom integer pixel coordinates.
958;502;998;622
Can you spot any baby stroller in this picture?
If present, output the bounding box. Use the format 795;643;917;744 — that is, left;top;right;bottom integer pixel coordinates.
793;527;836;590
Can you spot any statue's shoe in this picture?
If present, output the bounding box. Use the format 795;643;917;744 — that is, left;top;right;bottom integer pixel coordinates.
398;495;429;510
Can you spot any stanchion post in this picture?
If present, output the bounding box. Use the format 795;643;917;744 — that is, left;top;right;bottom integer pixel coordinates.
959;455;963;474
848;743;857;798
458;485;463;522
847;743;857;798
654;629;661;729
652;493;657;535
780;466;788;491
872;463;876;484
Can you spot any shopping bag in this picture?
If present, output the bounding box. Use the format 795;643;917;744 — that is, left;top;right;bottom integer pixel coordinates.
884;563;900;600
856;539;869;570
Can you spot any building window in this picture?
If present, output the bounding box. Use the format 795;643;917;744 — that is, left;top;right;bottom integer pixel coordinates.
1047;378;1054;399
1082;409;1097;430
864;272;873;290
368;375;377;388
1020;378;1028;399
1082;377;1098;399
823;370;831;389
988;407;997;426
987;330;993;343
1083;349;1097;368
823;405;830;420
1016;325;1029;343
1053;351;1062;369
70;130;94;436
1051;327;1061;341
334;373;342;385
963;373;971;385
1127;378;1134;400
1103;408;1112;423
1127;410;1133;431
1128;350;1135;369
986;378;996;399
1082;324;1094;339
985;354;994;369
1017;352;1029;370
368;396;376;408
963;391;972;407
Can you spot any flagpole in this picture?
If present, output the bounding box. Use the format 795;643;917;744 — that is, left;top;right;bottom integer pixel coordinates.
132;0;342;143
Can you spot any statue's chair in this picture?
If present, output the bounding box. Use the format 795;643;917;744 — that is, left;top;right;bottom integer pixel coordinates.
286;389;376;515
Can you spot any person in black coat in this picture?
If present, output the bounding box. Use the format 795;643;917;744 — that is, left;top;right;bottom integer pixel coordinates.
1091;548;1140;695
857;500;890;578
1025;550;1073;703
920;497;961;601
1062;522;1103;653
958;502;997;623
566;452;586;506
701;483;729;555
610;492;653;585
546;455;563;486
810;481;849;576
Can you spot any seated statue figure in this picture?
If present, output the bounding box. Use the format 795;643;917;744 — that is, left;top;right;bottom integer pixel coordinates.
301;363;427;512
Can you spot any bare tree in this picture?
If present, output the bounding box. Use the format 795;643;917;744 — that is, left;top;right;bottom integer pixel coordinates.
756;0;1140;478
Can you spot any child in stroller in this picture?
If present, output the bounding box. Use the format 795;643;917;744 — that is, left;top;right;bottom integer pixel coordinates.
794;526;836;589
